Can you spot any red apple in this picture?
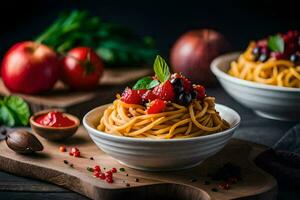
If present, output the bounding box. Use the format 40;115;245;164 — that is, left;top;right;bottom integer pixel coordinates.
1;41;59;94
170;29;230;85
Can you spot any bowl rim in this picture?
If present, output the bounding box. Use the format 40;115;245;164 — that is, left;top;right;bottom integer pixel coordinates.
30;109;80;130
83;103;241;143
211;52;300;93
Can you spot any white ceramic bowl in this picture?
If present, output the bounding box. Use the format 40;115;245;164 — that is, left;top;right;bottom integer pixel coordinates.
83;104;240;171
211;52;300;121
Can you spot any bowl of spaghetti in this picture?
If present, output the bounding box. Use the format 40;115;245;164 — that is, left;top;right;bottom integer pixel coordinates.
211;31;300;121
83;55;240;171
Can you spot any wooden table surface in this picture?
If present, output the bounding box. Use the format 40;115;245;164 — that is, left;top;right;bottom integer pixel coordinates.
0;86;299;200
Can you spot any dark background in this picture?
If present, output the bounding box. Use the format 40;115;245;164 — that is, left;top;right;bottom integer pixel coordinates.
0;0;299;59
0;1;300;199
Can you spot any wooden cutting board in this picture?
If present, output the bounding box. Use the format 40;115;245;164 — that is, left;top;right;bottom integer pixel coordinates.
0;127;277;200
0;68;151;118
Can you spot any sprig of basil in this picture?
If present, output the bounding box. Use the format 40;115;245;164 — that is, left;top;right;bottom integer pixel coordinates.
133;76;159;90
132;55;170;90
0;96;31;127
268;35;284;53
153;55;170;83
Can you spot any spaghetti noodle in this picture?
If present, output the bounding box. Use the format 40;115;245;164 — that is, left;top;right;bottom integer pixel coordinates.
97;97;230;139
228;42;300;88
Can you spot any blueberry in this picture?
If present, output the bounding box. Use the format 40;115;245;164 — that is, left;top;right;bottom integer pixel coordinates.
191;90;198;99
178;92;192;106
290;53;300;63
252;47;261;61
171;78;181;86
171;78;184;94
258;54;268;62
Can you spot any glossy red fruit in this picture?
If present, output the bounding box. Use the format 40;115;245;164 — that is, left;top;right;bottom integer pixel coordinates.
170;29;230;84
152;80;175;101
74;151;80;157
270;52;285;60
59;146;67;152
105;177;113;183
142;90;157;101
94;165;101;172
147;99;166;114
121;87;142;104
70;147;79;154
61;47;104;90
93;171;100;178
137;89;147;97
111;168;117;173
99;173;106;180
257;39;268;48
105;171;113;178
1;41;59;94
193;85;206;100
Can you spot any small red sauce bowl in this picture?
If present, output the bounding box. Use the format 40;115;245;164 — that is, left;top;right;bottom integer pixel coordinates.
30;109;80;141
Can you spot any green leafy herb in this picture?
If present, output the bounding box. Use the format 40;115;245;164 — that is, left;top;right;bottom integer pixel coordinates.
0;96;31;127
133;77;152;89
148;79;160;88
153;55;170;83
133;77;159;90
0;104;15;127
268;35;284;53
35;10;157;67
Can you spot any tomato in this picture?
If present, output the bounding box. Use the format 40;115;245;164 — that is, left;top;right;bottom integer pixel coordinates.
61;47;104;90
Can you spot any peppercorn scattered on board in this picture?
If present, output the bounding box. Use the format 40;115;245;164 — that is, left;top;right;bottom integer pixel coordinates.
0;127;277;200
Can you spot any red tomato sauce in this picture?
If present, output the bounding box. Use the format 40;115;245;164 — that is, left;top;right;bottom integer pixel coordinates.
35;111;75;127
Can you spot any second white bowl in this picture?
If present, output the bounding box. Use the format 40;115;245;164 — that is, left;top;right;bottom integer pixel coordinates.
83;104;240;171
211;52;300;121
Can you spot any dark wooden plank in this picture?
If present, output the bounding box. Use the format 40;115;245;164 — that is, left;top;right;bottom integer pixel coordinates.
0;192;89;200
0;171;66;192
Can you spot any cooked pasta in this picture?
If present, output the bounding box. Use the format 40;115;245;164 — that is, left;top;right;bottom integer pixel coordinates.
97;97;230;139
228;42;300;88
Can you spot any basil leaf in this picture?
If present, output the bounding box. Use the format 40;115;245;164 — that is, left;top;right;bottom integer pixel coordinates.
0;104;16;127
148;79;160;89
133;77;159;90
153;55;170;83
133;77;153;89
268;35;284;53
4;96;30;126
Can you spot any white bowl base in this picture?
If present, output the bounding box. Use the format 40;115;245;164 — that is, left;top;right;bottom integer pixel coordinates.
118;160;204;172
